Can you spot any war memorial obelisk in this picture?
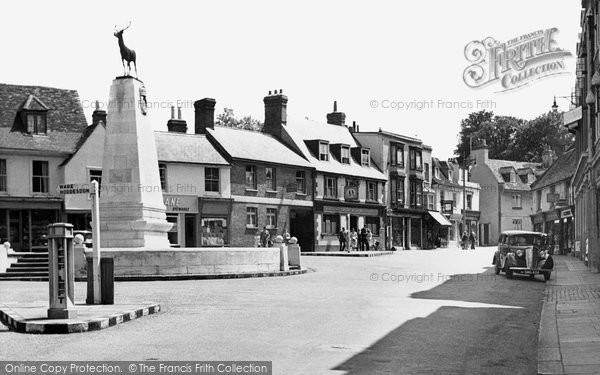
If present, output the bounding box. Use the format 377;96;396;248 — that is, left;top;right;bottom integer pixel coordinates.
99;77;172;248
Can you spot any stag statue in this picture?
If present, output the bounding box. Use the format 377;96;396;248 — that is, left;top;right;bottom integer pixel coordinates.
114;22;138;77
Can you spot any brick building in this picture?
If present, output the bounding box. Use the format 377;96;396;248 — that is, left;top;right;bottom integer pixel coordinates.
200;97;315;251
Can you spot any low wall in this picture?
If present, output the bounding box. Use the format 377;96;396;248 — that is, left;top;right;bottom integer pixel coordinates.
74;247;281;277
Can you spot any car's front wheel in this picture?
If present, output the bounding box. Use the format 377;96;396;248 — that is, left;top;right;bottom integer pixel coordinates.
494;259;501;275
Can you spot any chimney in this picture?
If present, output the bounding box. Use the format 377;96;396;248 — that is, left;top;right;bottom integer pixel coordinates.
263;90;288;139
194;98;216;134
326;101;346;126
92;100;107;126
471;139;488;164
167;105;188;133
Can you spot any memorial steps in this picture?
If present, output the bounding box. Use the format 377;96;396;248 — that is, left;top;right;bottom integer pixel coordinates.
0;251;49;281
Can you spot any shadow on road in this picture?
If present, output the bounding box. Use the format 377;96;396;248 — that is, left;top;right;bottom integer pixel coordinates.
332;268;545;375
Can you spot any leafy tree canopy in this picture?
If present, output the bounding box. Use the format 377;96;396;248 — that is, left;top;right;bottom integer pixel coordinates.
215;108;263;131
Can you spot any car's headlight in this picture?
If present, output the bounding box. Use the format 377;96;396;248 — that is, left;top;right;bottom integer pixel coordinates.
516;249;524;257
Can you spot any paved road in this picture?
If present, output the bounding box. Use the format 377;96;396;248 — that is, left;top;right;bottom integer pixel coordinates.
0;247;544;374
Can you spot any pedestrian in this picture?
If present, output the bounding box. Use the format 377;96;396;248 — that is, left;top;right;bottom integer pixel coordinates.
461;231;468;250
366;228;372;251
350;229;358;251
260;226;270;248
469;231;476;250
282;229;291;245
338;227;347;252
360;227;367;251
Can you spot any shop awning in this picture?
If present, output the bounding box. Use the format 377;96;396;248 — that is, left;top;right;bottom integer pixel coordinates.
428;211;452;226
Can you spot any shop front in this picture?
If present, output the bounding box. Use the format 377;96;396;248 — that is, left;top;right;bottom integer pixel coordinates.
164;194;199;248
315;201;385;251
0;199;62;252
199;198;232;247
530;206;574;255
387;209;426;250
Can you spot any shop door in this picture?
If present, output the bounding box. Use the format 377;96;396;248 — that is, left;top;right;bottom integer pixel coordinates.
185;214;197;247
8;210;23;252
350;216;358;232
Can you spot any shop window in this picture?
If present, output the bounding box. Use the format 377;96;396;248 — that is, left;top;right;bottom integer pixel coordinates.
365;216;380;235
322;214;339;235
325;176;337;198
266;208;277;228
201;218;228;246
159;163;167;191
296;171;306;193
32;160;49;193
0;209;6;242
265;167;276;191
205;167;220;192
367;181;377;201
0;159;6;192
30;210;56;248
246;165;257;189
166;214;178;246
246;207;258;228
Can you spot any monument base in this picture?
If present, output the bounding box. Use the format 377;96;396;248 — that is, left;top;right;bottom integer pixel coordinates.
100;202;172;248
48;307;78;319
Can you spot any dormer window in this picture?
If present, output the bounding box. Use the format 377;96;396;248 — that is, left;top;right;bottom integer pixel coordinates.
361;149;370;166
319;142;329;161
341;146;350;164
19;95;49;135
26;113;47;135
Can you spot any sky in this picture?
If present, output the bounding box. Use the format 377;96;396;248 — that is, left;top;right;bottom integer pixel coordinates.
0;0;582;159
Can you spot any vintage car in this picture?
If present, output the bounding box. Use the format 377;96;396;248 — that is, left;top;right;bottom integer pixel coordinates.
493;230;554;281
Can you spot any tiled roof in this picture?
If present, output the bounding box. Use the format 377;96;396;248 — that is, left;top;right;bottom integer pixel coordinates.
485;158;544;191
531;149;577;190
155;131;229;165
283;117;387;180
0;83;88;153
207;126;313;168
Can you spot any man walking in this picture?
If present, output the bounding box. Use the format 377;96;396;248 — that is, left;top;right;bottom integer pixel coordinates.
260;226;270;247
338;227;347;252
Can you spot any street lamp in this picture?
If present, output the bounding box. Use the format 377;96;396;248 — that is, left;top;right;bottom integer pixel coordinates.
551;95;576;112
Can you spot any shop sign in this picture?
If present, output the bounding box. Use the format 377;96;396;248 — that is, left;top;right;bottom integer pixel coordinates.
344;185;359;201
163;195;198;213
441;200;454;214
561;208;573;219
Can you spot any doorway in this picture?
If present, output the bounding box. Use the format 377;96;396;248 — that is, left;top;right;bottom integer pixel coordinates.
290;208;314;252
349;216;358;232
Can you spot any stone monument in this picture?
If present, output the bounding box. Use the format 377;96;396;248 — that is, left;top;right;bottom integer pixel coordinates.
99;77;172;248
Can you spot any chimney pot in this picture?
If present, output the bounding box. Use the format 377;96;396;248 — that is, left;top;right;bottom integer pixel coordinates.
170;106;175;120
92;100;107;126
177;106;182;120
268;91;271;95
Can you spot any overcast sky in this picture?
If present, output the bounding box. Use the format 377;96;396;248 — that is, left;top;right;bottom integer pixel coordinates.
0;0;581;159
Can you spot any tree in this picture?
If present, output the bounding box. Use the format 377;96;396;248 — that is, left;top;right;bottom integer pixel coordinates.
215;108;263;131
455;110;574;163
512;111;574;162
472;116;523;160
454;110;494;165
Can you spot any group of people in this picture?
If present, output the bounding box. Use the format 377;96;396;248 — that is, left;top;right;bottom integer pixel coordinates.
338;227;376;252
257;227;291;247
461;231;476;250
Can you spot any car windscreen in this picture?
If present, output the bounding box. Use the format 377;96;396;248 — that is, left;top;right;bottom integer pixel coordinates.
508;234;545;246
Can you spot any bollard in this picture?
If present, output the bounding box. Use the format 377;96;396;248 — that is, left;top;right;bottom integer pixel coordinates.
87;256;114;305
273;235;289;271
47;223;77;319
